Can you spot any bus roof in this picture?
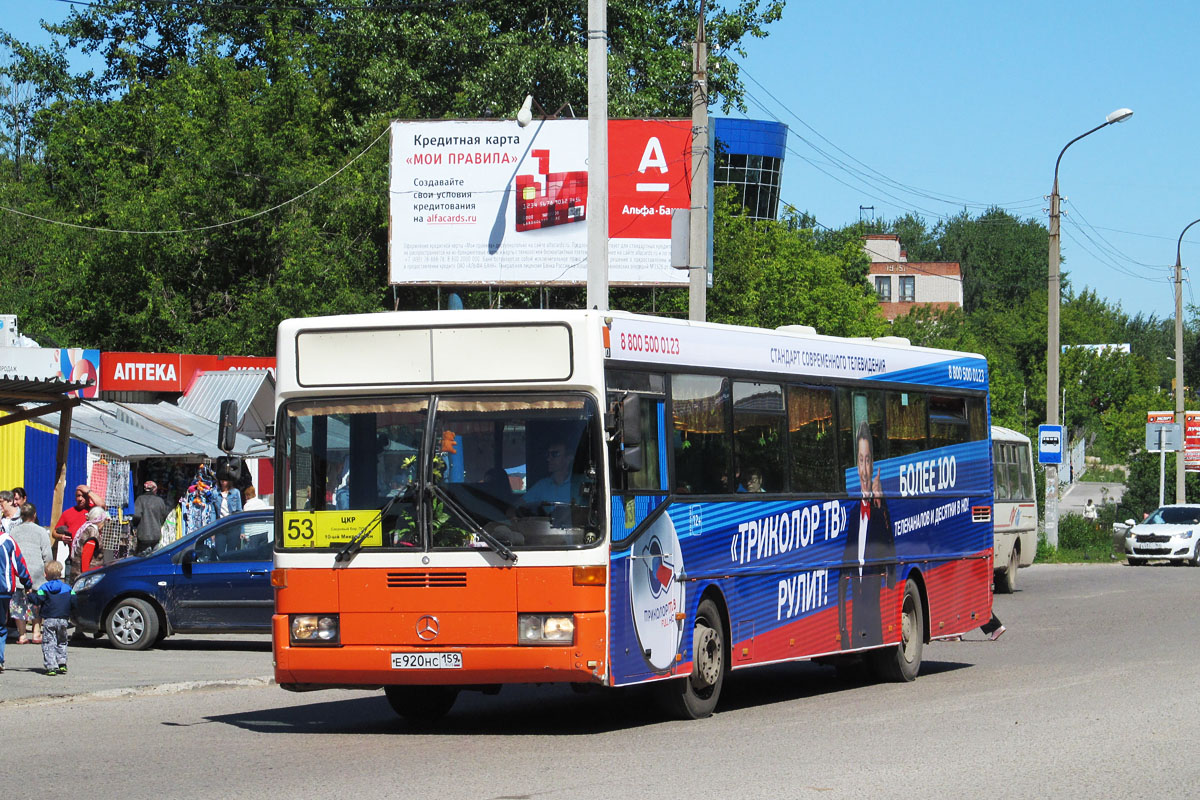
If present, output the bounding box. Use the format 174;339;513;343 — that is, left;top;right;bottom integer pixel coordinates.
276;309;989;395
990;425;1030;443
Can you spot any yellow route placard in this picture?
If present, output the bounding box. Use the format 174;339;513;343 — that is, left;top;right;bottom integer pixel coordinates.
281;510;383;548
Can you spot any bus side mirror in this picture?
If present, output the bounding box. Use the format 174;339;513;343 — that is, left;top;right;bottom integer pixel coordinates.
218;399;238;453
619;445;644;473
620;394;642;447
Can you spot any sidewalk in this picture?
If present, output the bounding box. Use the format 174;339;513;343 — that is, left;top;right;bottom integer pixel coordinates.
0;632;273;706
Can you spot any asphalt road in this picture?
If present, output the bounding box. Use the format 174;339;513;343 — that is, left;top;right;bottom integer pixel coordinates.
1061;480;1126;515
2;563;1198;800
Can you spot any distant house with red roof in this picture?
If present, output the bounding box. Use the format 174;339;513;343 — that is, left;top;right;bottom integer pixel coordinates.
863;234;963;322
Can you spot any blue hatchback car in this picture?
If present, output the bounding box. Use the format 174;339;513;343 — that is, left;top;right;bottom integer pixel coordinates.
72;511;275;650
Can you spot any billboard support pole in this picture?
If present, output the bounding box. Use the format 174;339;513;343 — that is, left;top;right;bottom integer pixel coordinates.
688;7;708;322
586;0;609;311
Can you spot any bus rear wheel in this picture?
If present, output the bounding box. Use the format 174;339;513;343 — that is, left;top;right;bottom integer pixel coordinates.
996;545;1019;593
657;598;726;719
384;685;459;722
867;579;924;683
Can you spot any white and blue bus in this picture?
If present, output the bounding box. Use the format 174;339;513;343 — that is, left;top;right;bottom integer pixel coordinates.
272;310;995;720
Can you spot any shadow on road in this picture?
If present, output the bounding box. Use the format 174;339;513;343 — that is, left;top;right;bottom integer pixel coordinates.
66;635;272;653
201;657;974;735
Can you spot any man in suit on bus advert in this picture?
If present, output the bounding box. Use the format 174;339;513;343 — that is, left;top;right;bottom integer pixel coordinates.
839;421;895;649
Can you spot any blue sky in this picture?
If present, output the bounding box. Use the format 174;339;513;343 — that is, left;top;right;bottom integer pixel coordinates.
735;0;1199;321
5;1;1198;321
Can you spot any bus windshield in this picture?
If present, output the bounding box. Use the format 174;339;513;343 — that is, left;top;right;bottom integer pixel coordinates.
281;394;602;550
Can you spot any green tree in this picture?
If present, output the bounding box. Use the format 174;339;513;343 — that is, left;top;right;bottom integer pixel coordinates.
926;207;1049;314
0;0;788;353
708;190;885;336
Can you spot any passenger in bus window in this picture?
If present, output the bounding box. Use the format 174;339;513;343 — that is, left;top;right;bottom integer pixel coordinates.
839;421;895;649
740;467;765;493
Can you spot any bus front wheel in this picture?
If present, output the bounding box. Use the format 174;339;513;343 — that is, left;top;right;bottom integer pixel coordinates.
384;685;459;722
867;579;924;683
658;597;726;719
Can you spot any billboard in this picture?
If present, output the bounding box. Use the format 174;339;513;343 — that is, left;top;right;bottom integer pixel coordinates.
1187;411;1200;472
389;119;698;286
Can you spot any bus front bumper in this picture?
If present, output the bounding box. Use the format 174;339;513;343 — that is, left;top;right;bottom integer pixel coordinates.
272;613;609;688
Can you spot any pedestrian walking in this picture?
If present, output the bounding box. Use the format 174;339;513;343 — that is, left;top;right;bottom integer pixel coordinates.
0;526;34;673
10;502;52;644
132;481;168;556
1083;498;1099;530
30;561;73;675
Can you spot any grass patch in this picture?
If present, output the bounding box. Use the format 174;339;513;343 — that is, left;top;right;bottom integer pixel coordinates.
1036;514;1122;563
1079;464;1127;482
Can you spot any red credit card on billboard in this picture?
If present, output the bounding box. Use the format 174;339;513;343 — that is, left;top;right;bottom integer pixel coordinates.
515;149;587;232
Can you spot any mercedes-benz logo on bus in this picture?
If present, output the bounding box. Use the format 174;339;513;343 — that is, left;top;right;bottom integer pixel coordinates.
416;615;440;640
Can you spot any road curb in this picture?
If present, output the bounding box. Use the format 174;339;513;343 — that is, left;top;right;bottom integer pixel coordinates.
3;675;275;708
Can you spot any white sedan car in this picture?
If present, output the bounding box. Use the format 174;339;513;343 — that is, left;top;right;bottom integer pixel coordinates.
1124;504;1200;566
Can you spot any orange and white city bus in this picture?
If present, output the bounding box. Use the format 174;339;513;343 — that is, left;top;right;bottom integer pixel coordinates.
271;310;996;720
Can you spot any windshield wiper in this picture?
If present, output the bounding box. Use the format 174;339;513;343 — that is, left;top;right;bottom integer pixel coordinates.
334;483;412;563
429;483;518;563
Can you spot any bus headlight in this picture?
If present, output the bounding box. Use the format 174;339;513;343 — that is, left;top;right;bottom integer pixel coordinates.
517;614;575;645
290;614;340;645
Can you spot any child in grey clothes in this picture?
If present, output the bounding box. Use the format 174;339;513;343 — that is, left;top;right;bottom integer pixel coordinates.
30;561;74;675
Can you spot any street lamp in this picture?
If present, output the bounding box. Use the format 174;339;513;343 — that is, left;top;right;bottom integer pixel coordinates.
1045;107;1133;548
1174;218;1200;503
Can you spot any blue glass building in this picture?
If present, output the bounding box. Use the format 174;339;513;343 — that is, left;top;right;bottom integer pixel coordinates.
712;118;789;220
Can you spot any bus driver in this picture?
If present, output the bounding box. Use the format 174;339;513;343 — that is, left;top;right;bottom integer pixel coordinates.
523;439;582;512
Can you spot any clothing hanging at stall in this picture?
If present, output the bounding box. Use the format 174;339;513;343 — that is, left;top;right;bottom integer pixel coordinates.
182;464;219;535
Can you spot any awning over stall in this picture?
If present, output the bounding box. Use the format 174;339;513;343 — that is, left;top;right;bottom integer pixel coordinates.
178;369;275;440
32;400;270;460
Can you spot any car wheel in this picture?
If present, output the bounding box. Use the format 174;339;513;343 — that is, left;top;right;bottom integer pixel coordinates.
384;685;459;722
1191;544;1200;567
996;545;1019;594
105;597;160;651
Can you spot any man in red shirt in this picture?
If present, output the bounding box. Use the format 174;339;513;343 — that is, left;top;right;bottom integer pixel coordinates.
53;485;98;563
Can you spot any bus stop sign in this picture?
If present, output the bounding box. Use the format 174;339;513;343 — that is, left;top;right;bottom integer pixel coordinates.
1038;424;1064;465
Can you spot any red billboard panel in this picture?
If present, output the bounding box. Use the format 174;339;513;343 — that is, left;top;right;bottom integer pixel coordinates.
1186;410;1200;472
102;352;275;392
607;120;693;240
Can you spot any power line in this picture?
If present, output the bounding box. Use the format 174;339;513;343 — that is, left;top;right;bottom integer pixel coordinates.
732;58;1044;214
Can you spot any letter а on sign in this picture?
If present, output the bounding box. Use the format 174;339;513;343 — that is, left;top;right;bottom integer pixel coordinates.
638;137;669;175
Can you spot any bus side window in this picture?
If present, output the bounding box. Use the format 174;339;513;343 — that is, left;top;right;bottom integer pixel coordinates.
993;444;1009;499
625;400;664;492
1018;444;1035;499
733;381;785;492
672;374;731;494
838;388;884;492
605;370;667;493
789;384;838;494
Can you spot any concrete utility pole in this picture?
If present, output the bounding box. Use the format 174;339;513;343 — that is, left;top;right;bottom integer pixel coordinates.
586;0;609;311
1175;219;1200;503
688;4;708;322
1045;107;1132;548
